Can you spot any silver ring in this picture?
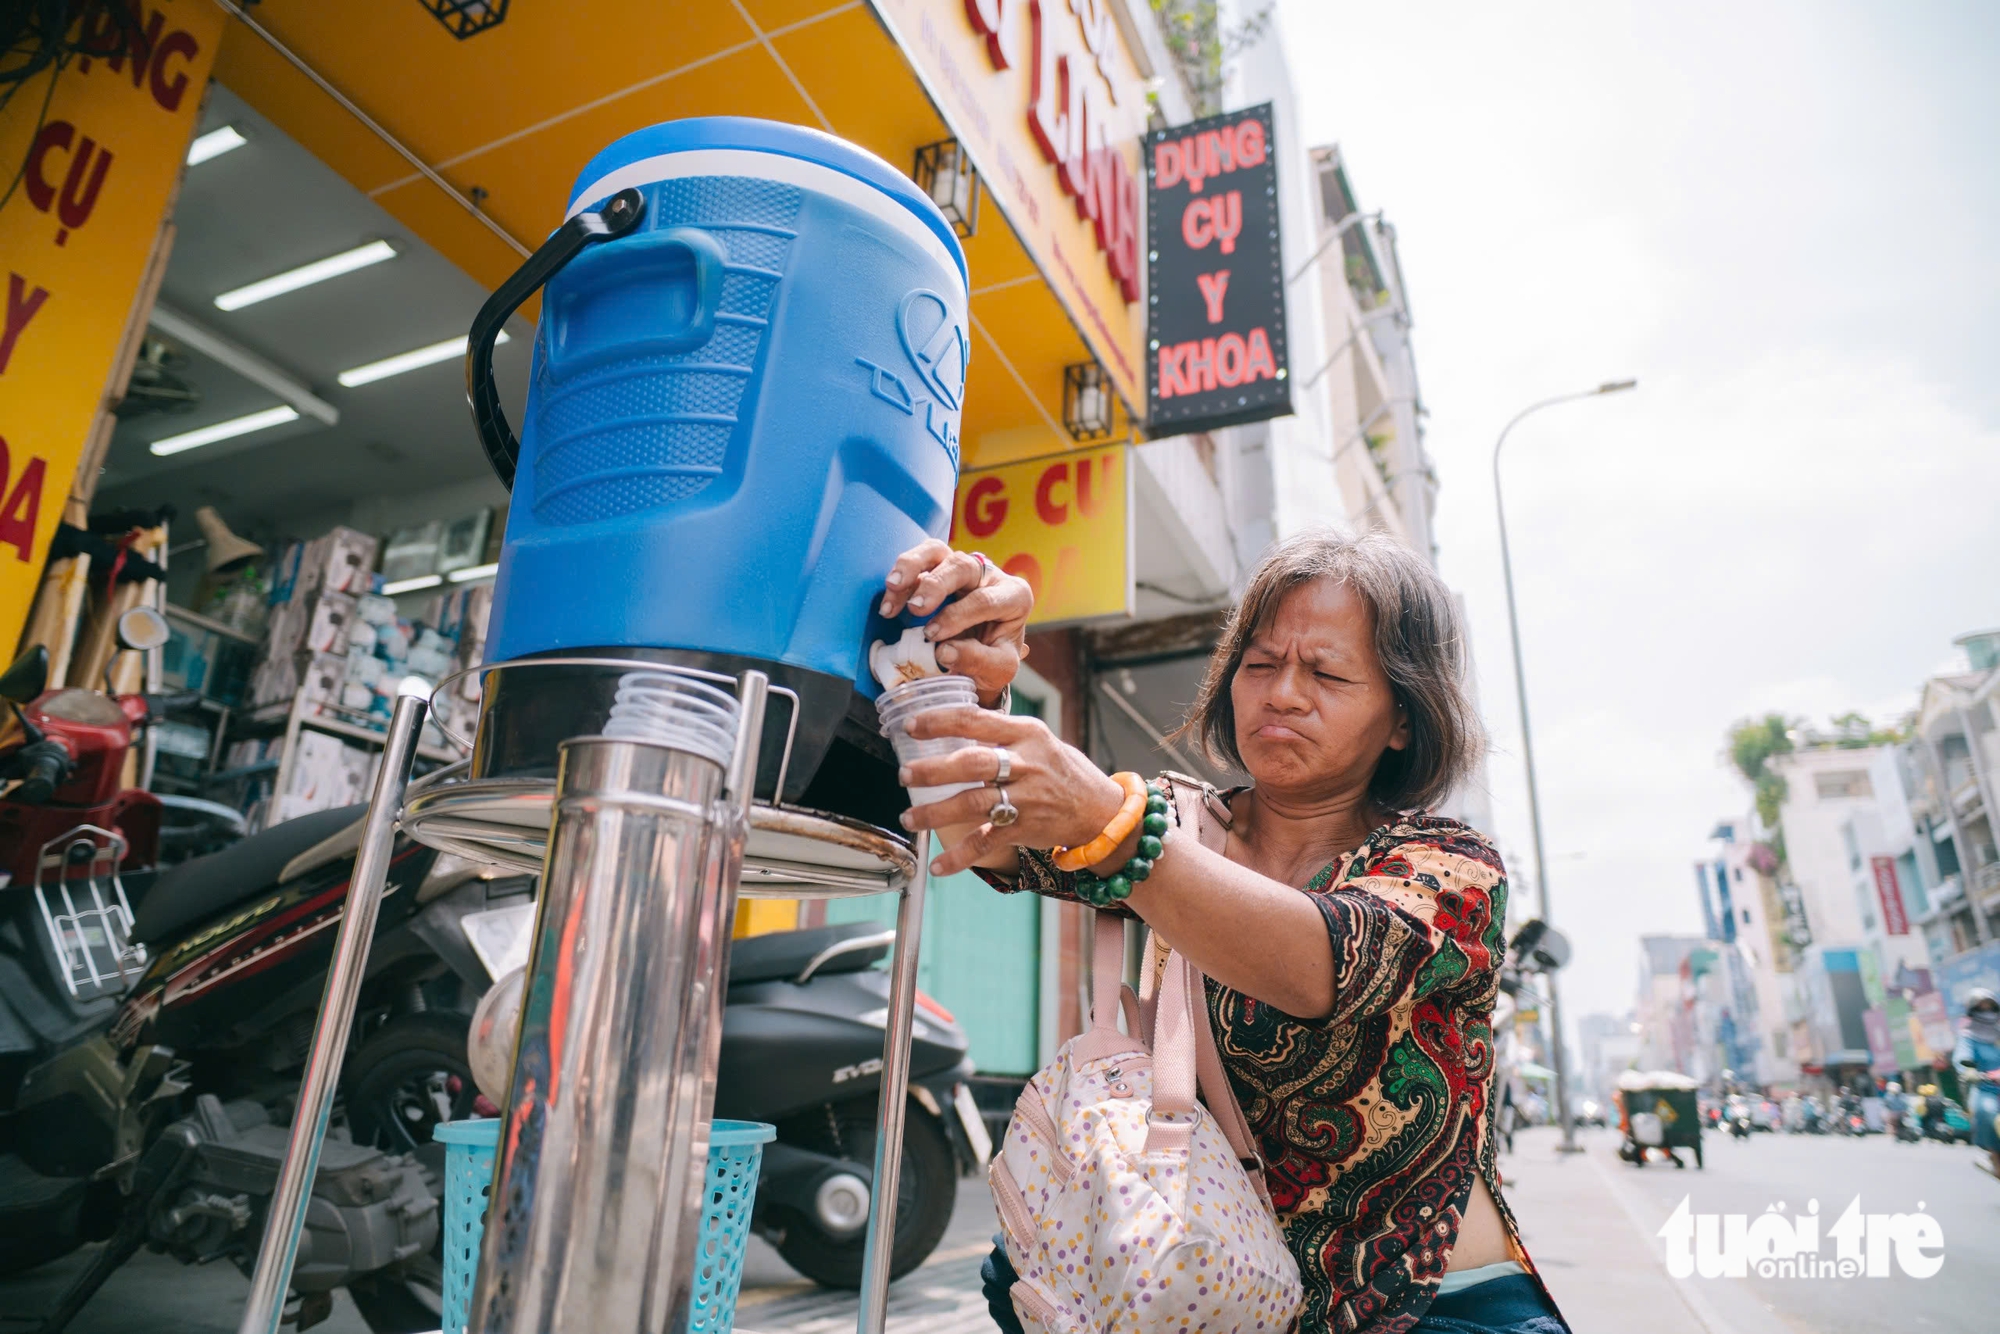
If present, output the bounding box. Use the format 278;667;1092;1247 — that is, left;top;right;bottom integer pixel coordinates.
991;746;1014;785
989;786;1019;827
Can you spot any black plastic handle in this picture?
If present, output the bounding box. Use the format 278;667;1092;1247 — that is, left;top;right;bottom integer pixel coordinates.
465;187;648;490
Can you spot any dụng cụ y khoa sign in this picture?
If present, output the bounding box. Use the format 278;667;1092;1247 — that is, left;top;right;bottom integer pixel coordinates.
1145;103;1291;434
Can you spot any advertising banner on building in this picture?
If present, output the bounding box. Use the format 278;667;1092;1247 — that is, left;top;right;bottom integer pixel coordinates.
1885;994;1919;1070
872;0;1149;410
1869;855;1911;935
953;447;1129;625
0;1;223;644
1912;987;1954;1058
1145;102;1291;434
1937;939;2000;1011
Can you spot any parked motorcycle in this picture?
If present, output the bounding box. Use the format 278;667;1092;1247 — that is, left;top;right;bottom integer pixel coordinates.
0;636;530;1332
466;917;988;1290
3;617;983;1321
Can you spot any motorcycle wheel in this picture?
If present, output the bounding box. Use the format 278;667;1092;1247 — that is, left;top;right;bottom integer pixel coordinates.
345;1012;481;1154
343;1017;471;1332
773;1103;955;1290
347;1254;445;1334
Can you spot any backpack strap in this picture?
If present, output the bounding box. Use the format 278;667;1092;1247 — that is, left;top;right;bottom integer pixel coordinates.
1160;774;1273;1205
1072;910;1146;1063
1142;943;1200;1154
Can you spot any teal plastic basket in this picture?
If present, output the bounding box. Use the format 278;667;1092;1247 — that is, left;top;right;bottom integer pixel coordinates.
433;1116;776;1334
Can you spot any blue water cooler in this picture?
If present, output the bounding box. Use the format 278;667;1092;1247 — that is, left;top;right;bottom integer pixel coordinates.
463;118;968;826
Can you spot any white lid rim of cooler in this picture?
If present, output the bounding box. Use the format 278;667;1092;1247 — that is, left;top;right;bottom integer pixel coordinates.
566;148;967;306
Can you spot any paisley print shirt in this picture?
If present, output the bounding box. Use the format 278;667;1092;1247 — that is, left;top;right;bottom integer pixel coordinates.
990;808;1547;1334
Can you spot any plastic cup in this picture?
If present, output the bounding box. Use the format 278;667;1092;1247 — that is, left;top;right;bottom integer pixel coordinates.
876;675;986;808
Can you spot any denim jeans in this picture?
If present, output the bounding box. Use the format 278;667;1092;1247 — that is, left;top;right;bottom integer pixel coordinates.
1412;1273;1569;1332
979;1238;1027;1334
980;1240;1570;1333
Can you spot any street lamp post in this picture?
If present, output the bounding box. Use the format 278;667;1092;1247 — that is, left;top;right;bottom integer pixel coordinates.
1492;378;1637;1154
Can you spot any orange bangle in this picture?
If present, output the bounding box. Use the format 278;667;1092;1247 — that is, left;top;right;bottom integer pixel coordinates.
1052;771;1147;872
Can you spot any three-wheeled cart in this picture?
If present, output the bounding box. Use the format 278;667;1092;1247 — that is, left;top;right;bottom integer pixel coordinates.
1615;1070;1703;1169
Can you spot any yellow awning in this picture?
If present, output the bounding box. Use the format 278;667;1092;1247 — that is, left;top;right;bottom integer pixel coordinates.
212;1;1135;469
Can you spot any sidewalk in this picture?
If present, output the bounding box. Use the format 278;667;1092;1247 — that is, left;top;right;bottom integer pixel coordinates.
1499;1126;1790;1334
732;1178;1001;1334
738;1127;1784;1334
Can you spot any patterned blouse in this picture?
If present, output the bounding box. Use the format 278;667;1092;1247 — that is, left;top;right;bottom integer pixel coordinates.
986;804;1555;1333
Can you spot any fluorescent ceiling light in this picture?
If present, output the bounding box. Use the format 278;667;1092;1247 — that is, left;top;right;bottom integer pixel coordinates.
338;330;509;388
446;562;499;584
150;405;299;457
214;240;397;312
187;125;246;165
381;574;444;595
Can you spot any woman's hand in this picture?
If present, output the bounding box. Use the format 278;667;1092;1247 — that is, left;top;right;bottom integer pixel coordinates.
896;706;1124;875
880;540;1033;708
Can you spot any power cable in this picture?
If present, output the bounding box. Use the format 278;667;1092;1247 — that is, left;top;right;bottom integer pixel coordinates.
0;1;148;217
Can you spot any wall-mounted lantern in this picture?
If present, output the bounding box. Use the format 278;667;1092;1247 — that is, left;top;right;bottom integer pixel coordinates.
1063;362;1116;442
418;0;510;39
913;138;980;238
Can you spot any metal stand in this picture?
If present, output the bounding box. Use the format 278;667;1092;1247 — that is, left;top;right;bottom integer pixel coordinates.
856;829;931;1334
238;692;428;1334
237;653;935;1333
466;674;766;1333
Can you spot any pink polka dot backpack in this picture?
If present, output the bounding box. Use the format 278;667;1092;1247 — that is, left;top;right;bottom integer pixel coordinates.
989;780;1304;1331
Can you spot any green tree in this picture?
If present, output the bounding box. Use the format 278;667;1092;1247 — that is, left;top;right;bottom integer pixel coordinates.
1830;710;1911;748
1149;0;1274;116
1725;713;1797;836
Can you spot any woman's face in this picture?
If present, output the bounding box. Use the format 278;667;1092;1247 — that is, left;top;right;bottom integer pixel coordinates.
1230;578;1409;802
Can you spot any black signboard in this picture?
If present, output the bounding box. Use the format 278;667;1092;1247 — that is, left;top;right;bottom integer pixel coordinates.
1145;103;1292;434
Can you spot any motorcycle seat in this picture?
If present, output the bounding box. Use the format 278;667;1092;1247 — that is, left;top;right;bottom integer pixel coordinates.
729;922;892;986
130;804;370;945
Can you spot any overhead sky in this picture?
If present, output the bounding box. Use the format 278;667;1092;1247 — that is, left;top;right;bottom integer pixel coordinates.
1277;1;2000;1035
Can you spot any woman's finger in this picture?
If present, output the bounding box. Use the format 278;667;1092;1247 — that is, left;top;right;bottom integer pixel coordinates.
934;640;1022;706
900;742;1016;791
903;549;987;617
931;822;1005;877
924;579;1031;643
899;705;1040;745
901;780;1013;833
880;539;954;617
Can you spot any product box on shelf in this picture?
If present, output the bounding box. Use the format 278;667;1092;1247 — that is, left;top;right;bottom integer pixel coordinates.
269;526;380;606
263;590;359;662
273;731;380;822
298;652;348;718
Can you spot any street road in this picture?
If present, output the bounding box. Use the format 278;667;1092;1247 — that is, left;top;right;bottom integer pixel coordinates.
1585;1124;1998;1334
8;1127;1993;1332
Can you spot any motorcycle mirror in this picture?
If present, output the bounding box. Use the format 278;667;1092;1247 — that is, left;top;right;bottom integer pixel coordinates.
0;645;48;704
116;605;172;652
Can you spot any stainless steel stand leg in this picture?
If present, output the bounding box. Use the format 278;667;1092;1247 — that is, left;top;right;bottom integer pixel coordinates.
856;830;930;1334
238;694;427;1334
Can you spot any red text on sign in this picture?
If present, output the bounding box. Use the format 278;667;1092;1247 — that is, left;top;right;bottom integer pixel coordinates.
1156;329;1278;398
25;123;113;246
1195;270;1230;324
1;275;52;375
1181;191;1242;254
966;0;1140;300
1152;120;1267;194
0;436;48;563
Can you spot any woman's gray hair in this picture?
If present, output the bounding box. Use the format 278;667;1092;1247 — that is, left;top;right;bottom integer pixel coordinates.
1173;529;1485;812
